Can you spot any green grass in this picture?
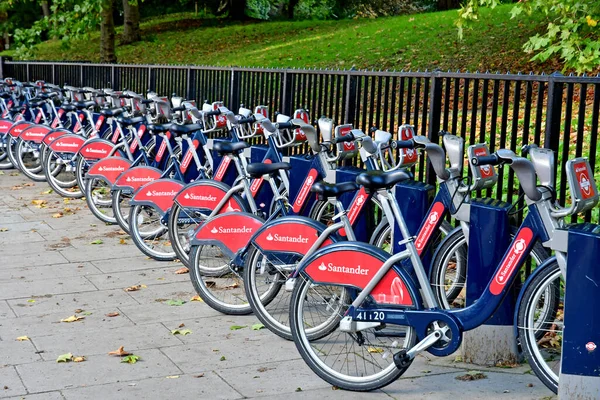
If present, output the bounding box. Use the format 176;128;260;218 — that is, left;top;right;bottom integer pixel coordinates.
4;5;564;73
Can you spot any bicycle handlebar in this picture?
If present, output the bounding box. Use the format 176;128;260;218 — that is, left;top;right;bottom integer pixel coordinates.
237;115;256;125
391;139;415;149
334;132;355;144
471;154;500;166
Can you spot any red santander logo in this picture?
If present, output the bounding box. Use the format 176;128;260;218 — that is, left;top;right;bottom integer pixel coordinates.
414;202;445;255
292;168;318;213
489;227;533;295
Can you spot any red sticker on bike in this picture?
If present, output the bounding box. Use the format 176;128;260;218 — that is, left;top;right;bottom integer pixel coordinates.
249;159;272;197
34;110;42;124
292;168;319;213
573;161;595;200
114;167;161;191
49;135;85;153
371;270;414;306
414;201;445;255
20;126;51;143
474;146;494;178
338;125;356;152
132;180;184;213
339;187;368;237
0;120;13;134
399;126;418;165
43;130;67;145
73;113;85;133
129;125;147;154
87;157;132;184
110;124;122;143
194;213;264;254
80;141;114;160
180;139;200;174
95;115;105;132
214;156;231;182
51;109;65;128
175;184;243;213
255;221;333;254
154;131;171;163
8;122;32;137
489;227;534;295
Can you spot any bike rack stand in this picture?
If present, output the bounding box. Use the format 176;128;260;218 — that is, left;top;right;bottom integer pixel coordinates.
463;198;518;365
559;223;600;399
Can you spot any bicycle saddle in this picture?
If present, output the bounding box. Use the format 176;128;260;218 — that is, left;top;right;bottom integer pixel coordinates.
60;103;77;112
74;100;96;109
311;181;359;200
100;107;126;117
117;116;145;126
168;123;202;135
246;162;291;179
213;141;250;155
147;123;171;133
356;170;412;191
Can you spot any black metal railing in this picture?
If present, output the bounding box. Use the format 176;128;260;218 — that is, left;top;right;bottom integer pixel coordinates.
1;58;599;222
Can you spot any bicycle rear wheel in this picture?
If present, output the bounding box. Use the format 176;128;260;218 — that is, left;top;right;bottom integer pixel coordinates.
129;204;175;261
85;177;116;224
289;273;417;391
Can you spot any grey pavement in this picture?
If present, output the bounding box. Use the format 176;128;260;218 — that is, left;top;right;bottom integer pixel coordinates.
0;171;556;399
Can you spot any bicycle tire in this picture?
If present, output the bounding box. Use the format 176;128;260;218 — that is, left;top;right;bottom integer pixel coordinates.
15;138;46;181
129;204;175;261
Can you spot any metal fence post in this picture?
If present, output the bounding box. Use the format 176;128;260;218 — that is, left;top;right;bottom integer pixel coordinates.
427;70;443;184
26;63;30;81
344;67;358;124
0;57;4;80
148;67;154;91
230;68;241;110
80;64;84;87
52;64;56;84
281;70;293;116
111;65;116;89
186;67;192;101
544;72;564;180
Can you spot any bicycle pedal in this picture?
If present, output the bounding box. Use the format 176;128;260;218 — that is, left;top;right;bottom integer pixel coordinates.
393;350;412;369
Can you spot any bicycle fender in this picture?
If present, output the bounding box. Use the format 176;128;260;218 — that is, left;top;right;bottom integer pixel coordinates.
0;119;13;134
48;133;86;153
513;255;558;340
249;215;336;258
113;166;162;192
7;121;33;138
174;180;246;212
190;212;264;259
130;178;184;216
19;125;52;143
294;242;420;308
42;128;72;146
78;138;116;160
86;156;133;185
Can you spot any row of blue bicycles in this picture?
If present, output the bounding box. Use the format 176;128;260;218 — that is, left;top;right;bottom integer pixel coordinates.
1;77;595;394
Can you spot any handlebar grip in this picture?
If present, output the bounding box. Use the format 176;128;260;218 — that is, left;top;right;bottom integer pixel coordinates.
141;99;153;104
204;110;221;116
172;106;186;112
237;116;256;125
334;133;355;144
472;154;500;166
276;121;293;130
391;139;415;149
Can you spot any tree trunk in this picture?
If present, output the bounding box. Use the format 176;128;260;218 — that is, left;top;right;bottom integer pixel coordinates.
288;0;298;19
228;0;247;20
41;1;51;18
121;0;140;45
101;0;117;63
437;0;461;10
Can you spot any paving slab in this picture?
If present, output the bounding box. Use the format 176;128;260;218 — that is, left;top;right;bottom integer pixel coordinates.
91;256;182;274
118;302;219;325
32;323;180;361
0;339;42;365
0;262;101;282
61;372;243;400
85;266;190;290
0;249;69;269
0;366;27;398
16;349;181;392
3;392;65;400
0;276;97;301
0;309;135;339
0;301;16;320
6;289;139;317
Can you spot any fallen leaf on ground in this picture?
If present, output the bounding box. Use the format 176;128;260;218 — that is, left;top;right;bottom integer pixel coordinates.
61;315;84;323
52;212;63;218
11;185;23;190
229;325;246;331
367;347;384;353
220;356;226;361
27;299;35;303
171;329;192;336
190;295;203;302
251;323;265;330
194;373;205;378
224;282;240;289
121;355;140;364
90;239;103;245
31;199;47;206
166;375;179;379
0;228;8;232
178;323;185;328
119;238;127;245
175;267;189;274
73;356;86;362
56;353;73;363
105;312;120;317
16;336;30;341
41;189;53;194
165;299;185;306
124;285;141;292
74;309;84;313
10;172;19;176
456;371;487;381
108;346;131;356
23;183;34;187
